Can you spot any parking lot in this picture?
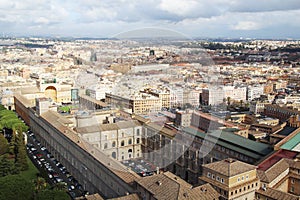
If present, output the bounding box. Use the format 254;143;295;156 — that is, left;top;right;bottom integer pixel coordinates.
26;130;87;199
121;158;157;177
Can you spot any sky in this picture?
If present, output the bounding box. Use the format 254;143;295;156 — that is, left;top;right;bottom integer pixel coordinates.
0;0;300;39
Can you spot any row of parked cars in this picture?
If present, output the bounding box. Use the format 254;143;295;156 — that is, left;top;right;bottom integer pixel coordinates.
26;130;86;198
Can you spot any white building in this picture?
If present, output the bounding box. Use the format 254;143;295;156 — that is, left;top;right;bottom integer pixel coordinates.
247;85;264;101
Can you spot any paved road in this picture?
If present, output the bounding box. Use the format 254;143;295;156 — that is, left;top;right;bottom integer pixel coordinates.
26;130;87;199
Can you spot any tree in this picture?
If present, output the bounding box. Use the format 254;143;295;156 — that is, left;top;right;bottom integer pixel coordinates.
226;96;231;106
0;155;13;177
14;130;28;171
34;177;47;192
248;134;256;141
0;175;34;200
36;190;70;200
240;100;244;107
53;182;67;191
0;134;8;155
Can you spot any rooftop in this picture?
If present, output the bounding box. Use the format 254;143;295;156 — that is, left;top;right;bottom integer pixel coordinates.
137;172;220;200
184;127;273;160
203;158;256;177
257;149;297;171
256;188;299;200
281;131;300;152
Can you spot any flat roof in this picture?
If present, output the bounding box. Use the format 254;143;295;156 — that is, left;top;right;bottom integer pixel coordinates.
276;126;297;136
184;127;273;160
281;131;300;151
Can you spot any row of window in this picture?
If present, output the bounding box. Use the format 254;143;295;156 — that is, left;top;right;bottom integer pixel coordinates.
237;175;249;182
231;182;258;196
207;172;225;183
103;138;141;149
103;129;141;139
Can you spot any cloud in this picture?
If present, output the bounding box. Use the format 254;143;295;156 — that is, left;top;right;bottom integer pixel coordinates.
232;21;261;31
0;0;299;38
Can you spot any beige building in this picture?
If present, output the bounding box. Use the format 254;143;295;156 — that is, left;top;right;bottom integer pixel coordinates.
199;158;260;200
106;93;162;115
137;171;220;200
175;110;193;127
37;80;72;103
77;120;142;161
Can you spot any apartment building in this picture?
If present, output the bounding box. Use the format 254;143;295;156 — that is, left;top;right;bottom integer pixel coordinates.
256;149;300;199
264;104;300;122
106;93;162;115
247;85;264;101
199;158;260;200
76;120;142;161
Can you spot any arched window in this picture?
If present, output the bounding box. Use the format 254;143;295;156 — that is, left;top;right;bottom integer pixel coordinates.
121;140;125;146
112;141;116;147
104;143;108;149
128;139;132;145
112;152;116;159
128;149;132;158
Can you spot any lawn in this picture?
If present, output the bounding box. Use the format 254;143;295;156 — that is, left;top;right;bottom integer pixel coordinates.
19;156;39;181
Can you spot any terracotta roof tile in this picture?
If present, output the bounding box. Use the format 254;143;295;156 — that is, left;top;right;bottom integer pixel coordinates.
203;158;256;177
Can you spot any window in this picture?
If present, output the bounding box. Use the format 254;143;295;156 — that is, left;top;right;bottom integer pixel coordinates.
291;186;294;192
241;176;244;181
104;143;108;149
246;175;249;179
221;178;224;183
237;178;240;182
112;141;116;147
137;129;140;136
128;139;132;145
291;179;295;184
121;140;125;146
137;138;140;144
217;176;220;181
212;174;215;179
207;172;211;178
112;152;116;159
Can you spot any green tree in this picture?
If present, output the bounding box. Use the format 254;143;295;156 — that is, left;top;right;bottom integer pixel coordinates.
36;190;70;200
227;96;231;106
0;105;5;111
248;134;256;141
34;177;47;192
53;182;67;191
0;175;34;200
0;134;8;155
0;155;12;177
14;131;28;171
8;131;16;155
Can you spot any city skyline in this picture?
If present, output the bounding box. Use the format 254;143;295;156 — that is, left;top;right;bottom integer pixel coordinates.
1;0;300;39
